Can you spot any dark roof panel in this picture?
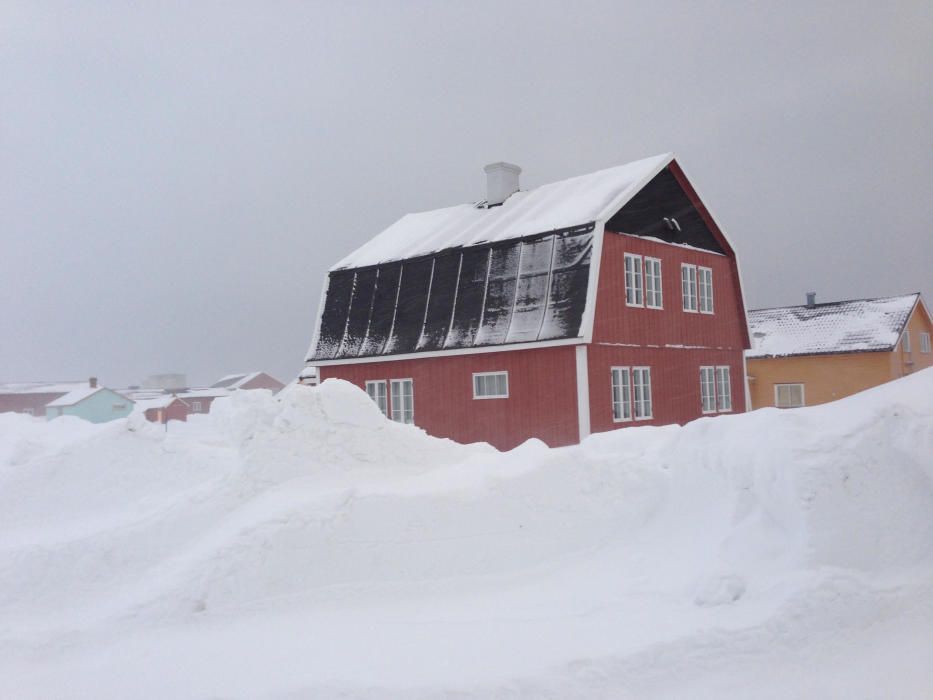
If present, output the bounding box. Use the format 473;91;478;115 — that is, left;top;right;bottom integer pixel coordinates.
308;228;594;361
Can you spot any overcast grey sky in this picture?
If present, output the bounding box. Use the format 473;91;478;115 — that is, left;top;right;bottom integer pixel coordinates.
2;1;931;387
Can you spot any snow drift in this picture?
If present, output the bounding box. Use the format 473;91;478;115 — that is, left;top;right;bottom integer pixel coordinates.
1;370;931;698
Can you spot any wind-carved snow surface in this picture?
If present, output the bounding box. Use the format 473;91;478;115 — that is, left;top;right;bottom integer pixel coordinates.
1;371;933;698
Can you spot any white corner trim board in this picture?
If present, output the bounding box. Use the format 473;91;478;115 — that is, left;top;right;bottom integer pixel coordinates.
575;345;591;441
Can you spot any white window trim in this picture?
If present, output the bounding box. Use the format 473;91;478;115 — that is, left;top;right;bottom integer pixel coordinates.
632;366;653;421
902;331;911;353
700;366;717;414
365;379;388;416
390;378;414;424
681;263;698;313
920;332;931;354
645;256;663;310
774;383;805;409
624;253;644;308
472;371;509;399
698;266;714;315
715;365;732;412
191;401;202;412
611;366;632;423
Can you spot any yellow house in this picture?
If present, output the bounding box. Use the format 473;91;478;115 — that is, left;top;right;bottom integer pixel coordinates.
746;293;932;409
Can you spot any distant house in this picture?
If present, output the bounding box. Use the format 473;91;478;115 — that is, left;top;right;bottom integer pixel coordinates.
0;381;86;416
746;293;932;409
45;379;135;423
135;395;190;424
305;154;750;450
211;372;285;393
174;372;285;416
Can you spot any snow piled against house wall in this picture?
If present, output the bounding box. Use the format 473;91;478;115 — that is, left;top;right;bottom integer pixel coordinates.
0;370;932;697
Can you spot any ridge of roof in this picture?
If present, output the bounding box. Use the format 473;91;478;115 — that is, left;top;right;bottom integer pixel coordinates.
748;292;920;314
332;153;674;271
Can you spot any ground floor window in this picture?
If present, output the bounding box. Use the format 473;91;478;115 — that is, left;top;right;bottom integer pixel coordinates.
611;367;632;421
612;366;652;422
701;365;733;412
473;371;508;399
700;367;716;413
775;383;804;408
390;378;414;424
23;408;33;416
715;366;732;412
191;401;202;413
365;380;388;416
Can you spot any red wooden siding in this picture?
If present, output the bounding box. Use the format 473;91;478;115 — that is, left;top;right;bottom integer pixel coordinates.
319;345;579;450
0;392;66;416
593;232;747;350
586;345;745;434
144;399;190;424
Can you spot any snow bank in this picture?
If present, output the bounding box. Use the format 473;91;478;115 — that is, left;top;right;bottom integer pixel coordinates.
0;370;931;698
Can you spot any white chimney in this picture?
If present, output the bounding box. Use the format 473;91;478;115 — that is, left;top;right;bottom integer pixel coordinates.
483;162;521;206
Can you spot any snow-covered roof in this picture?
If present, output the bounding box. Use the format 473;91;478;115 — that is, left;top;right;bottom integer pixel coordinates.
134;395;188;411
46;387;133;408
211;372;263;389
176;388;230;400
335;153;673;270
746;294;920;358
0;381;87;395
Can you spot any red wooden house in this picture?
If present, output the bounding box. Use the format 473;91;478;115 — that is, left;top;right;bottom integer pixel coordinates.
305;154;750;450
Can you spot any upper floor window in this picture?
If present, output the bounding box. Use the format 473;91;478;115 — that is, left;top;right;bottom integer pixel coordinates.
698;267;714;314
390;378;414;424
365;380;388;416
902;331;911;353
681;264;697;312
920;332;931;354
645;257;663;309
473;371;508;399
624;253;644;307
775;383;804;409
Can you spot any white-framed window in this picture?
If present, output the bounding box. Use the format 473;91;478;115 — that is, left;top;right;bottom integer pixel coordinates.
715;366;732;412
902;331;911;353
624;253;644;307
698;267;714;314
700;365;732;413
390;378;414;424
632;367;652;420
611;367;632;422
681;264;698;312
473;371;508;399
644;257;663;309
365;380;388;416
700;366;716;414
920;332;931;354
775;383;805;409
191;401;202;413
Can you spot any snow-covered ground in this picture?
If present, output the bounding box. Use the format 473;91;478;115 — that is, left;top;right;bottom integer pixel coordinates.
1;371;931;699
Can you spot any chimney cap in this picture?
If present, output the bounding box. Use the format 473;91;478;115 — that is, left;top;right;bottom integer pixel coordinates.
483;161;522;174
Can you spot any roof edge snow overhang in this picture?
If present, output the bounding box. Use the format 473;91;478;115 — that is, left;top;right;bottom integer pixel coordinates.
311;336;585;367
746;347;895;360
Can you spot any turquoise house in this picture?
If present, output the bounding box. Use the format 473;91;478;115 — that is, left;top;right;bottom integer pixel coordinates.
46;383;134;423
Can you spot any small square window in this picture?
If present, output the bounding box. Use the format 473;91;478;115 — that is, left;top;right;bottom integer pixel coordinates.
775;383;805;408
473;372;509;399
